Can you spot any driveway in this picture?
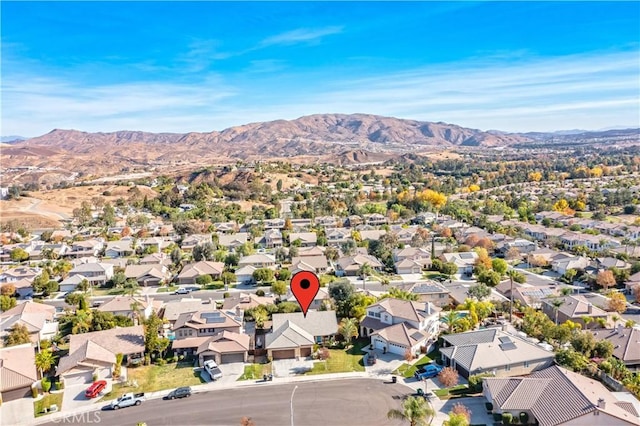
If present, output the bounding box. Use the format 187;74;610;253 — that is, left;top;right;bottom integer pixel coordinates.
62;381;111;413
439;396;494;425
0;396;34;426
216;362;245;385
362;348;405;377
272;358;315;377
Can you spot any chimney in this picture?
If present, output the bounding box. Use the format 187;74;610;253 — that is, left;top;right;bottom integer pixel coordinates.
597;398;606;409
617;323;624;334
502;323;508;332
425;302;432;315
587;303;593;314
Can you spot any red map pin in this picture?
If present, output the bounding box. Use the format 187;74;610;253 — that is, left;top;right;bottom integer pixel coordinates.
290;271;320;317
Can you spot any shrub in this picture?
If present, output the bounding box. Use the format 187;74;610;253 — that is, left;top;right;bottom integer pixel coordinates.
58;380;65;390
519;412;529;424
438;367;459;387
451;403;471;421
92;373;98;382
318;348;331;360
144;354;150;365
468;373;492;393
41;377;51;393
223;292;230;298
178;354;185;361
156;358;167;366
256;289;265;297
502;413;513;425
404;349;413;362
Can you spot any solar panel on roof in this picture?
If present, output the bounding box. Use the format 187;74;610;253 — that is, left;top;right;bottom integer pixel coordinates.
411;332;424;340
498;336;512;344
201;312;226;323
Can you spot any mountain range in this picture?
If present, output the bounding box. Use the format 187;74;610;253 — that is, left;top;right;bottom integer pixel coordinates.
2;113;638;185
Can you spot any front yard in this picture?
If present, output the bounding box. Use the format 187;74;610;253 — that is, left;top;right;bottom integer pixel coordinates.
305;340;366;375
100;362;204;400
157;285;178;293
34;392;64;418
238;363;273;381
393;349;440;378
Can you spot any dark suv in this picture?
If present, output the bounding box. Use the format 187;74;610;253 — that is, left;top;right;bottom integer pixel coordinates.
165;386;192;400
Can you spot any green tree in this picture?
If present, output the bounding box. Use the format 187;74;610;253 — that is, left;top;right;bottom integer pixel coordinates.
123;279;141;297
338;317;359;344
6;324;31;346
444;413;470;426
381;287;418;301
196;274;213;286
594;339;614;359
0;295;17;311
440;262;458;280
277;269;291;281
111;272;127;288
550;298;565;325
144;312;170;358
467;283;491;300
91;311;118;331
506;269;525;322
221;271;237;286
270;280;288;298
357;262;374;290
491;258;508;275
102;202;117;227
35;349;55;378
253;268;275;284
193;242;215;261
252;308;268;329
442;310;464;334
9;248;29;262
571;331;597;357
477;269;501;287
387;396;433;426
64;292;87;309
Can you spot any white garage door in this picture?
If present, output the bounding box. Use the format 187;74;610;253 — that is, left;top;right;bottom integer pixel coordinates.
373;338;386;351
63;371;93;386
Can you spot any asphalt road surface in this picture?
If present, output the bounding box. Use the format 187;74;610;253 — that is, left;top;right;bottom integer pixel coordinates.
40;379;411;426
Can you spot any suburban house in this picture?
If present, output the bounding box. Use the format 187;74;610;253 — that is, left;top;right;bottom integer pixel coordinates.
285;287;331;311
0;343;37;402
177;261;225;285
2;278;34;299
406;282;451;307
124;263;169;286
0;266;41;283
625;272;640;294
68;262;114;287
551;255;590;276
29;243;68;260
97;295;162;321
237;254;277;270
59;274;91;293
395;258;426;275
235;265;257;284
56;325;145;386
483;364;640;425
297;246;326;257
161;298;218;329
540;294;612;328
172;308;243;340
217;233;249;251
265;311;338;359
441;252;479;276
291;256;329;274
180;234;212;252
335;254;384;276
222;293;276;313
592;326;640;371
359;229;387;242
393;247;432;263
288;232;317;247
255;229;283;249
361;298;441;356
326;228;351;246
104;240;134;258
440;328;555;379
0;302;58;346
171;331;250;365
139;252;172;266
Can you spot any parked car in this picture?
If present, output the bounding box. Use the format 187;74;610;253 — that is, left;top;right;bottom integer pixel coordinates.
165;386;192;400
174;288;190;295
203;360;223;381
110;392;145;410
414;364;443;380
85;380;107;398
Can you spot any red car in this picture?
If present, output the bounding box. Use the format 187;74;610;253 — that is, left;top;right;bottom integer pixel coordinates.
85;380;107;398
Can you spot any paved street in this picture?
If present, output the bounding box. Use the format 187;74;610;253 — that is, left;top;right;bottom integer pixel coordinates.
37;379;412;426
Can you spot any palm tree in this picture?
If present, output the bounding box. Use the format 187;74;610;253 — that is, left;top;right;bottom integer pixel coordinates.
387;396;434;426
551;298;565;325
596;317;607;328
581;316;594;329
442;310;463;334
505;270;525;323
358;262;374;291
130;299;143;325
338;317;359;345
123;279;141;297
253;309;268;329
35;349;55;379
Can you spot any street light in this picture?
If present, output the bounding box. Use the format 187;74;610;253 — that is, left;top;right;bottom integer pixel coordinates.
290;385;298;426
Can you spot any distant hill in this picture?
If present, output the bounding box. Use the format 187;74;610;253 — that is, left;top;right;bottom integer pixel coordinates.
1;135;28;143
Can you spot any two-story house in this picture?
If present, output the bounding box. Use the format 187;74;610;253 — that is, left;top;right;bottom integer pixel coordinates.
68;262;114;287
361;298;441;357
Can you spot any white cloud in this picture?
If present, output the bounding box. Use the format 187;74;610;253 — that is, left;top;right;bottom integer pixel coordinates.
259;26;344;47
2;50;639;136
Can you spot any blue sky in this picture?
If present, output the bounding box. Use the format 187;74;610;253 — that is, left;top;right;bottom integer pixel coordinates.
2;1;639;136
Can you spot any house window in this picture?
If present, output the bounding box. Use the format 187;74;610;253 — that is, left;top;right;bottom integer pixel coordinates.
524;361;529;368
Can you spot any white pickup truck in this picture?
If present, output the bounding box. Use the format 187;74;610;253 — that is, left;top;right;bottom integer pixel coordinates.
204;360;223;381
110;392;145;410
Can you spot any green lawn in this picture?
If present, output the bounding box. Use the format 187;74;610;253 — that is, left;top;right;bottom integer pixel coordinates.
305;342;366;375
157;286;178;293
92;288;125;296
237;363;273;381
422;271;449;281
34;392;64;418
434;384;469;400
100;362;205;400
393;355;434;378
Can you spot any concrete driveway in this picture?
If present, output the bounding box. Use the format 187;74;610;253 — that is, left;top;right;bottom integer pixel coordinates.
0;396;34;426
62;381;111;413
272;358;315;377
217;362;245;384
362;348;405;377
439;396;494;425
